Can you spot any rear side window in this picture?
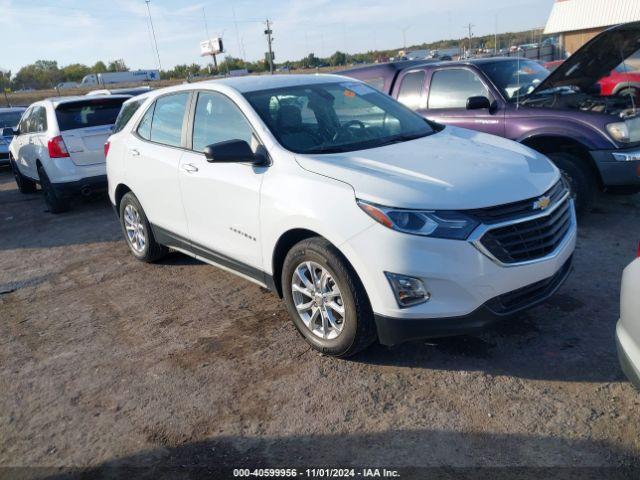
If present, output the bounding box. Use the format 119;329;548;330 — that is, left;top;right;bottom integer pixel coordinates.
137;103;154;140
397;71;426;109
55;98;126;131
113;99;143;133
149;93;189;147
32;107;47;133
428;69;489;109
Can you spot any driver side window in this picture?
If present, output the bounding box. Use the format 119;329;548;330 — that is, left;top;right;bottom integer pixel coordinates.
428;69;489;109
192;92;255;153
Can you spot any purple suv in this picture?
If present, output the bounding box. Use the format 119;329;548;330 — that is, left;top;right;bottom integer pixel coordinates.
342;22;640;213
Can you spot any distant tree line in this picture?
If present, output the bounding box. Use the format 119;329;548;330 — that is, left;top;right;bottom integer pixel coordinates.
4;59;129;90
3;28;549;90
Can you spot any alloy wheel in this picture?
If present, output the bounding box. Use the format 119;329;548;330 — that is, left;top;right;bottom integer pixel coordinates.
123;204;146;253
291;261;345;340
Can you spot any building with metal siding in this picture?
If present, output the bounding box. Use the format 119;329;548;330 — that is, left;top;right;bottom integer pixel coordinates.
544;0;640;56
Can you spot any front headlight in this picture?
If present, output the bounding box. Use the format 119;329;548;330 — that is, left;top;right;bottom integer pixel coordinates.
607;122;630;143
357;199;479;240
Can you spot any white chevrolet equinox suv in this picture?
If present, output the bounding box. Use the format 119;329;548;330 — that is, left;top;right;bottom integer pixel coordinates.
106;75;577;357
9;95;129;213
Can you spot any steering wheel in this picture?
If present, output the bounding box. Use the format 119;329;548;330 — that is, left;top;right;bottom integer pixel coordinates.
332;120;369;142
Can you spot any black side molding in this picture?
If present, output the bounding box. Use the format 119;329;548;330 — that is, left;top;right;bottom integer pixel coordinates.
150;224;275;290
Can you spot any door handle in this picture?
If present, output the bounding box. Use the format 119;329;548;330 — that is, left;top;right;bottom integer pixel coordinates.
181;163;199;173
129;148;140;157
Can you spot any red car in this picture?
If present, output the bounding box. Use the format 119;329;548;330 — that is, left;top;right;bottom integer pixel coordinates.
544;60;640;98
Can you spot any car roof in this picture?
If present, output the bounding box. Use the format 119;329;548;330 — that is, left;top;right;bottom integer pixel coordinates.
193;74;351;93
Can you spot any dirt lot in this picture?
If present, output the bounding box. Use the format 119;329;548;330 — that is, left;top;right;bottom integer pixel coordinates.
0;167;639;478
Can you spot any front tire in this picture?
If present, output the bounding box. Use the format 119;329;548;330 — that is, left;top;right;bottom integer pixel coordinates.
119;192;168;262
37;164;68;213
11;156;37;194
547;153;597;215
281;237;376;357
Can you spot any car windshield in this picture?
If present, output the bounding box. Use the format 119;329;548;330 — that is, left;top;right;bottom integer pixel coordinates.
0;111;23;128
479;60;550;102
243;81;434;154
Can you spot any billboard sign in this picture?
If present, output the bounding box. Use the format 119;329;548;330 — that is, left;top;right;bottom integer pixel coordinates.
200;38;224;56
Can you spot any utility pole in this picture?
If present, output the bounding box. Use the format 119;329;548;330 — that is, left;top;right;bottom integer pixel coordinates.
400;25;411;50
264;19;274;74
494;15;498;54
145;0;162;71
464;23;474;57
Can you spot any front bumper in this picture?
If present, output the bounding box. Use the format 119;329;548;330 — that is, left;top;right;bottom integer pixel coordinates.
375;256;573;345
616;321;640;390
591;147;640;189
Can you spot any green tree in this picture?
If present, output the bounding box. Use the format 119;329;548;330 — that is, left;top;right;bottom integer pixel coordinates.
91;61;108;73
107;59;128;72
61;63;90;82
13;60;62;89
329;51;347;67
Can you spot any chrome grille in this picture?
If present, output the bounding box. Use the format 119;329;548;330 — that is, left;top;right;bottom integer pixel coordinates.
478;197;573;264
468;180;566;224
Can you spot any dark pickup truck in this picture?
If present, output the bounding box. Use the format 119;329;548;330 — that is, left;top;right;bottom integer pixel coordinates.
342;21;640;212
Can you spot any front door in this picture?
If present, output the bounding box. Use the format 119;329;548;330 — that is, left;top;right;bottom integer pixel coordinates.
421;67;505;137
178;91;265;271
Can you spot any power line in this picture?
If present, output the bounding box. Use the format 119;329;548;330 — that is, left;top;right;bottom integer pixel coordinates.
145;0;162;71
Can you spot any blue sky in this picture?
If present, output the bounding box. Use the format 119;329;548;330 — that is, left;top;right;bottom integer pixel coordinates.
1;0;555;73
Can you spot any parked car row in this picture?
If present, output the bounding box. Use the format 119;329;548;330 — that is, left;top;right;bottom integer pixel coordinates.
342;21;640;214
1;23;638;387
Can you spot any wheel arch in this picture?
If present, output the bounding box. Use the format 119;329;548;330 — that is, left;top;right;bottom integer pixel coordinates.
270;228;367;301
520;134;603;189
113;183;132;216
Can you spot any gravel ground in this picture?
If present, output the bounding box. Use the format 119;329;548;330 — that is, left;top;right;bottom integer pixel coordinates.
0;167;639;478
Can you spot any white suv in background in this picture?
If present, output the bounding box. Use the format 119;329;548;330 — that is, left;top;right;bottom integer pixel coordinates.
106;75;576;357
9;95;129;213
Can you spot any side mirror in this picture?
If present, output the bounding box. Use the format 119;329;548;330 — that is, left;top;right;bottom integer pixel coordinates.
203;139;267;165
1;127;17;137
466;96;491;110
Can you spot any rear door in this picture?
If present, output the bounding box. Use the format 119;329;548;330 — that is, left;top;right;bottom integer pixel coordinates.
125;92;190;238
56;98;127;166
422;67;505;137
13;107;37;178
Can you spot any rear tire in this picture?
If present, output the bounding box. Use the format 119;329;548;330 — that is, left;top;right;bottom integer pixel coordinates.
547;152;597;215
37;164;69;213
10;156;37;194
281;237;376;357
119;192;168;262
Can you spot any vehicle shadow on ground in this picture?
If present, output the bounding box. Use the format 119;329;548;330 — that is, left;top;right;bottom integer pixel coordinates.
0;168;121;250
353;310;626;383
43;430;638;479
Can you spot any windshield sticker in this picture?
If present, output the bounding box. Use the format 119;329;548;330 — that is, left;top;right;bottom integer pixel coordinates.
340;82;375;96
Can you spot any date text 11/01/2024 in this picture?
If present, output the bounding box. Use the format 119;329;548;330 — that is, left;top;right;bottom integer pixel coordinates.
232;468;401;477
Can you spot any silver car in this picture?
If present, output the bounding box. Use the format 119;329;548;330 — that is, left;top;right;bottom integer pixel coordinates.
617;253;640;390
0;107;26;166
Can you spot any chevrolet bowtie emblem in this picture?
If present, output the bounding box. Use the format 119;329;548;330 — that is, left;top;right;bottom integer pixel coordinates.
533;195;551;210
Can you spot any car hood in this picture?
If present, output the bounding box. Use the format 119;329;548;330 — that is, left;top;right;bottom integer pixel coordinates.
295;126;559;210
533;21;640;94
